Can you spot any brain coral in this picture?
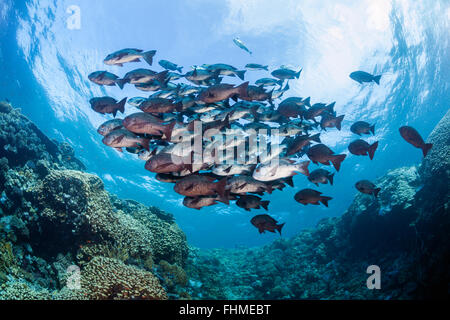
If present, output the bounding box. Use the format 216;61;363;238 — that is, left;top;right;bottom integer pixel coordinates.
80;256;167;300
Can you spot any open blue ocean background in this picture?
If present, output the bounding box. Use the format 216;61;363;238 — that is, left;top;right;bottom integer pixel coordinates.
0;0;448;248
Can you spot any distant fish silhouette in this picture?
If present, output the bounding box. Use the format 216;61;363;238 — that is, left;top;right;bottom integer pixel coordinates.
233;37;252;55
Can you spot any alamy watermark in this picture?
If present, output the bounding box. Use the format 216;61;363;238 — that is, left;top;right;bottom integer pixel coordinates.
366;265;381;289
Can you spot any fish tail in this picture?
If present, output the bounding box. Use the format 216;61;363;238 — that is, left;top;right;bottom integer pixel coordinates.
336;115;345;131
331;154;346;171
328;172;335;185
217;191;230;205
297;160;310;176
142;50;156;66
215;177;228;198
373;74;382;85
303;97;311;107
310;133;321;143
368;141;379;160
236;81;249;98
373;188;381;198
116;79;127;90
284;176;294;187
277;223;285;235
296;68;303;79
235;70;246;81
156;70;169;84
370;124;376;135
177;67;183;73
261;201;270;211
422;143;433;157
140;139;150;151
163;120;177;141
320;196;332;207
117;97;127;114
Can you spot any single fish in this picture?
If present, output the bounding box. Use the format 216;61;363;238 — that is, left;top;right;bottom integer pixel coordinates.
227;176;273;195
104;48;156;67
159;59;183;72
118;69;168;88
355;180;381;198
399;126;433;157
308;169;334;186
320;114;345;131
240;85;273;102
183;195;229;210
102;128;150;152
255;78;284;87
197;82;249;104
253;159;310;182
236;195;269;211
294;189;332;207
348;139;378;160
350;121;375;136
206;64;246;80
278;96;308;118
88;71;120;87
233;37;252;55
350;71;381;85
304;102;335;121
250;214;284;234
285;133;321;156
97;119;123;136
89;97;127;118
306;144;346;171
271;68;302;80
123;112;176;140
139;98;183;114
145;152;192;174
174;175;228;198
245;63;268;71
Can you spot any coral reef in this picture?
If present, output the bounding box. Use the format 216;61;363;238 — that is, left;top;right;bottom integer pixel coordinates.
0;102;189;300
185;110;450;300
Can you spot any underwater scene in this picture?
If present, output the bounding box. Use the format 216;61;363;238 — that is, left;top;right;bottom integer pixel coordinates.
0;0;449;301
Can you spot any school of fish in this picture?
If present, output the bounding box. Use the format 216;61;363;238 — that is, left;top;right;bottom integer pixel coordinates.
88;46;433;236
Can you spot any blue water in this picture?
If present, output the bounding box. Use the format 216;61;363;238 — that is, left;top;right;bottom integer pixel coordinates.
0;0;448;248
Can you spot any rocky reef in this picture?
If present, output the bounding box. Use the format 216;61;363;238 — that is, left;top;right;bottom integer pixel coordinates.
185;110;450;300
0;101;189;300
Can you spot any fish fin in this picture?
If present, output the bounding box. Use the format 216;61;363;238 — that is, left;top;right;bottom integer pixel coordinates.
296;69;302;79
185;183;195;191
112;109;118;118
156;70;169;83
373;188;381;198
331;154;346;172
236;81;249;98
116;63;123;67
116;79;127;90
328;172;335;186
215;178;228;198
117;97;127;114
142;50;156;66
310;133;321;143
177;67;183;73
217;191;230;205
130;58;141;62
235;70;246;81
297;160;310;176
368;141;379;160
422;143;433;157
266;183;273;194
258;227;264;234
336;115;345;131
261;201;270;211
320;196;332;207
175;101;183;113
277;223;285;235
140;139;150;151
373;75;382;85
284;176;294;187
370;124;376;135
303;97;311;107
237;183;248;190
163;120;177;142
